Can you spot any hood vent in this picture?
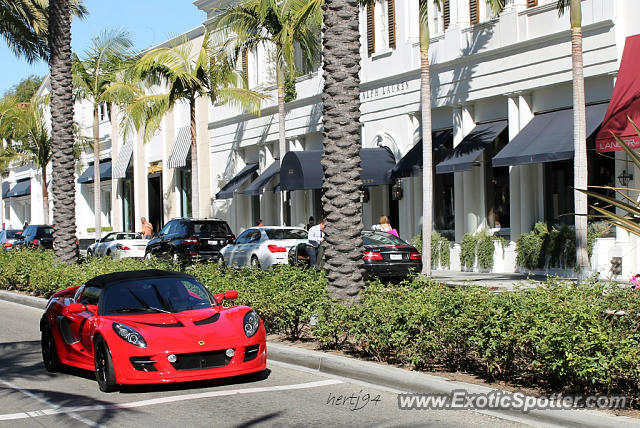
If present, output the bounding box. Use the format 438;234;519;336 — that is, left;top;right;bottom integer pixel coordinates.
194;313;220;326
138;321;184;328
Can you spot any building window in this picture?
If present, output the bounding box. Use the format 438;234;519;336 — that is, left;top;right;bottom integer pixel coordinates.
469;0;479;25
366;0;396;56
443;0;450;30
485;130;510;229
180;168;192;218
434;131;454;232
544;160;573;225
102;189;111;226
527;0;538;7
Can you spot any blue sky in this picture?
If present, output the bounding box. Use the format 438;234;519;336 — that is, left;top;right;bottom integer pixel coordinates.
0;0;206;95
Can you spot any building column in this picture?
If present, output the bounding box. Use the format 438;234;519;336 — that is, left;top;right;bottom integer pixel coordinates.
518;93;536;234
453;107;465;242
162;109;176;222
133;130;147;233
507;95;521;242
110;108;123;232
196;96;211;219
461;104;478;235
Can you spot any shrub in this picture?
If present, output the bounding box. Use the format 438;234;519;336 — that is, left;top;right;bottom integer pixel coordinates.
410;232;451;269
460;233;478;269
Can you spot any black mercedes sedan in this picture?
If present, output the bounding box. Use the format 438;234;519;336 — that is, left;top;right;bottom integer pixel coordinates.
289;230;422;280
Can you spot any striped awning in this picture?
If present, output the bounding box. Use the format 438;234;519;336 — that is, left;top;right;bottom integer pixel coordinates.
112;140;134;179
167;127;191;169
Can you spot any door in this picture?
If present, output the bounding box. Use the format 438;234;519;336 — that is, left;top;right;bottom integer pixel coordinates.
239;229;261;266
60;285;99;363
154;221;175;257
228;229;250;266
148;173;163;234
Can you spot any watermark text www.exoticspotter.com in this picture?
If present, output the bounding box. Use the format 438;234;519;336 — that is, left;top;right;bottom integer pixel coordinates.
398;390;629;413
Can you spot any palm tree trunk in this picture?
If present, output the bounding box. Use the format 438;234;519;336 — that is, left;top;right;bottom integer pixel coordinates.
321;0;365;302
41;165;49;224
277;64;287;225
190;96;200;218
93;104;101;240
420;21;433;277
570;0;588;281
49;0;77;263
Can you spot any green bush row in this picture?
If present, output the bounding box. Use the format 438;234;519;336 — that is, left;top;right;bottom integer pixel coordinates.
460;232;505;271
516;222;608;271
1;249;638;397
411;232;451;269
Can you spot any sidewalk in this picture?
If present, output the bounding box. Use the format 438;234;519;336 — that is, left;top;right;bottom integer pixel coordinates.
0;289;637;427
430;270;551;290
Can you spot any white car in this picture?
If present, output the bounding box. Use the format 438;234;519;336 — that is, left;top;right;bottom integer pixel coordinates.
87;232;149;259
219;226;308;270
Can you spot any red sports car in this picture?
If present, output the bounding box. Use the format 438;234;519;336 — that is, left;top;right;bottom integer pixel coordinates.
40;269;266;392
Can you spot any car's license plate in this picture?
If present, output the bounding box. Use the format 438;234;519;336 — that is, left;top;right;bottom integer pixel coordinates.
208;240;218;245
390;254;402;260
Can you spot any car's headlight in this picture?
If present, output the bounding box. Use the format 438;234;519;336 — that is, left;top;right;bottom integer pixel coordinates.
243;310;260;338
112;322;147;348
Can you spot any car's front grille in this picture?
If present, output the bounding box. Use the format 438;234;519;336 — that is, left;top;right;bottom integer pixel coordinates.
244;345;260;362
170;350;232;371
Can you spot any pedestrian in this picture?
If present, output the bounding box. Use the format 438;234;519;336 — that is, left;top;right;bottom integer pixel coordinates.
141;217;153;239
306;216;315;231
371;215;398;237
307;218;325;268
255;219;264;227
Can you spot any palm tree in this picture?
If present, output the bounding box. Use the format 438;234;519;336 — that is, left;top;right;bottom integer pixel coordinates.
72;29;133;241
0;0;87;63
215;0;322;224
12;96;53;224
319;0;364;301
556;0;589;281
49;0;77;263
121;31;264;218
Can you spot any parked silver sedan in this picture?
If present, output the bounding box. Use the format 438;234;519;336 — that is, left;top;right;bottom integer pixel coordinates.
87;232;149;259
218;226;308;270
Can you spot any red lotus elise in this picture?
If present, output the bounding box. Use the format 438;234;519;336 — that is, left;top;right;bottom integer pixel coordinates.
40;269;267;392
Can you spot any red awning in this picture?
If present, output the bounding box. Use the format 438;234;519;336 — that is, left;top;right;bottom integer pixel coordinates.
596;34;640;152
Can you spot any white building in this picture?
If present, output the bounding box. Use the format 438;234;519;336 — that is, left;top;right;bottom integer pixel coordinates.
4;0;640;278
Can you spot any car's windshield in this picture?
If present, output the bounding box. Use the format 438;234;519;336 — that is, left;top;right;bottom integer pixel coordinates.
117;233;143;240
362;231;409;246
264;229;308;240
190;221;232;236
101;277;215;315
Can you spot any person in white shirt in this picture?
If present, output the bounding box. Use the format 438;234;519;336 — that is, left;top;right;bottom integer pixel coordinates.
307;218;325;268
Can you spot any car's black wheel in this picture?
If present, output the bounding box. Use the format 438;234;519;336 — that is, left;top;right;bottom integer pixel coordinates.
41;326;61;373
250;255;261;270
94;336;118;392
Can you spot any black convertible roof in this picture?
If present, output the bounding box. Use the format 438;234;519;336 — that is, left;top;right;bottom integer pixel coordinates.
85;269;195;289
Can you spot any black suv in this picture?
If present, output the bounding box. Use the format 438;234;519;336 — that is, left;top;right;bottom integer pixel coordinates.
18;225;54;249
144;218;235;263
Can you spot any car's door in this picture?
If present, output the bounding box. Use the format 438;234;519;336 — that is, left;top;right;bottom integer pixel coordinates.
227;229;250;266
95;233;114;256
59;284;99;363
238;229;261;266
154;221;175;257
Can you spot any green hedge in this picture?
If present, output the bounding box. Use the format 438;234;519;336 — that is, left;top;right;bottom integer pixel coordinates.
1;249;638;397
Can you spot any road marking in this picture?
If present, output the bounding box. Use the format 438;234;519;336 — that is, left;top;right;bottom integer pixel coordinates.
0;379;343;421
0;377;103;427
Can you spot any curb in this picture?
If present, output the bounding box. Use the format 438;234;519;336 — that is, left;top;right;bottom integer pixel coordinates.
1;290;637;427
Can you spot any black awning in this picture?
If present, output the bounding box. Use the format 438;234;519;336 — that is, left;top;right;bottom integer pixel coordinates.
436;121;507;174
492;103;608;167
360;147;396;186
77;161;113;184
391;129;453;179
1;182;9;198
215;163;258;199
280;150;323;191
7;179;31;198
242;161;280;196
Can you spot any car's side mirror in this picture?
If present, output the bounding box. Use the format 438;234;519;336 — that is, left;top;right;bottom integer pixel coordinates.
213;290;238;304
64;302;86;314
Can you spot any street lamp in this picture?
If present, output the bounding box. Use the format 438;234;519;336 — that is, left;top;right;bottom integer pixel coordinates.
617;170;633;187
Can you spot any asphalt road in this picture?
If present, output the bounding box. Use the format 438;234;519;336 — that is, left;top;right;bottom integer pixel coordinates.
0;299;525;428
